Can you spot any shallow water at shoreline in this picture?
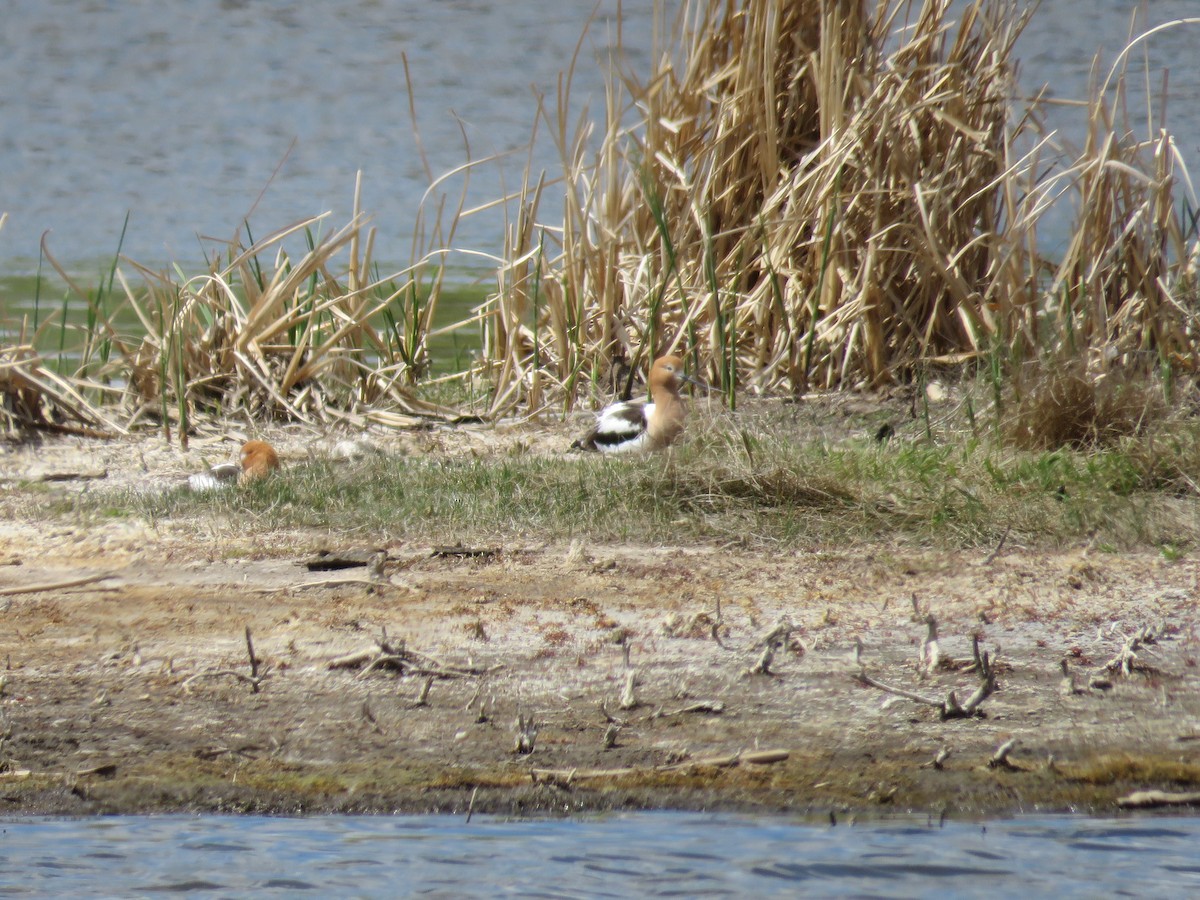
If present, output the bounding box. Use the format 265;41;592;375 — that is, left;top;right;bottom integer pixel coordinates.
2;812;1200;897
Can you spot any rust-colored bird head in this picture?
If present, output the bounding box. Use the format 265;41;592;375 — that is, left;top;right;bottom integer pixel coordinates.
648;355;687;395
239;440;280;484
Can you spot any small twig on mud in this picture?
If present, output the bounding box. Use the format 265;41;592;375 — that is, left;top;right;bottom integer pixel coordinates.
357;654;408;678
413;675;434;708
1102;624;1167;678
856;643;998;720
649;700;725;720
465;681;483;713
1060;659;1090;695
0;573;114;597
910;593;926;622
181;670;265;694
920;747;952;770
244;627;259;688
746;618;795;676
711;621;734;650
599;701;627;726
982;524;1011;565
294;576;383;590
513;710;539;754
465;786;479;823
181;627;268;694
619;670;639;710
920;614;940;677
987;738;1021;771
530;749;790;785
603;724;620;749
361;698;383;734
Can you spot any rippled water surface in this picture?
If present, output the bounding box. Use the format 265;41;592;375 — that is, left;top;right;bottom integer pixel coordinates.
1;1;1197;271
2;813;1200;897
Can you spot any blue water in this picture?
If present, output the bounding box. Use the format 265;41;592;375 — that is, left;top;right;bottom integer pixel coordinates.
1;813;1198;898
0;2;1196;272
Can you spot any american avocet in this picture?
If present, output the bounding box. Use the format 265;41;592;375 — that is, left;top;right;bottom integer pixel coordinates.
187;440;280;491
239;440;280;483
572;355;695;453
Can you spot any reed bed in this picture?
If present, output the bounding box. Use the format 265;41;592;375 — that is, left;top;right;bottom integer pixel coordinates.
4;0;1199;444
487;0;1200;414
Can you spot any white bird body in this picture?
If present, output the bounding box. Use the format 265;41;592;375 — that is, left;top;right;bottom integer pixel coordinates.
186;440;280;491
574;356;691;453
187;463;241;492
587;399;657;453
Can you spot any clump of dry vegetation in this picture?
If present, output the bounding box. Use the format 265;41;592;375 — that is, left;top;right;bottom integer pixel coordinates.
3;0;1199;453
1004;360;1171;450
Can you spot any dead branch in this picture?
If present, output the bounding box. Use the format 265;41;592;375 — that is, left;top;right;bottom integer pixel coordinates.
413;675;434;707
602;724;620;749
618;670;639;710
711;621;734;650
1102;625;1167;678
920;613;940;676
982;524;1011;565
920;747;952;770
327;649;376;670
530;748;789;784
513;711;538;754
599;701;627;726
181;670;265;693
0;573;114;596
856;644;997;720
244;627;259;688
465;786;479;823
987;738;1020;770
180;627;268;694
746;618;795;676
650;700;725;719
856;672;943;708
1118;789;1200;809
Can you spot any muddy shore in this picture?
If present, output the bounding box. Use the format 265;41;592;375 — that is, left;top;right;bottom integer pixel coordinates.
1;426;1199;819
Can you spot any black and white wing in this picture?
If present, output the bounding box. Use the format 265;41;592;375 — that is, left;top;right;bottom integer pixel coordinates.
573;400;652;453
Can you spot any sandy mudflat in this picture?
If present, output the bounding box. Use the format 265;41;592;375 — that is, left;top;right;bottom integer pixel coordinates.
0;425;1198;818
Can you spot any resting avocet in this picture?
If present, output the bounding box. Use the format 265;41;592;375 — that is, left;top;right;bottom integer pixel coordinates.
239;440;280;483
187;440;280;491
572;355;695;453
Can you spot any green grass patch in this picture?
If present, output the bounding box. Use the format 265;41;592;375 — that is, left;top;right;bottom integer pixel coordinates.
76;412;1200;551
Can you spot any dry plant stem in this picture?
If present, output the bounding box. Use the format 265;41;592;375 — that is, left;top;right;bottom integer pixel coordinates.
465;786;479;823
513;711;539;754
921;747;952;770
1118;790;1200;809
921;614;940;676
413;675;434;707
988;738;1020;770
180;626;266;694
747;618;795;675
649;701;725;719
983;525;1012;565
856;644;998;720
530;749;790;785
244;627;259;687
619;670;639;710
602;724;620;750
0;574;114;597
1102;627;1163;677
